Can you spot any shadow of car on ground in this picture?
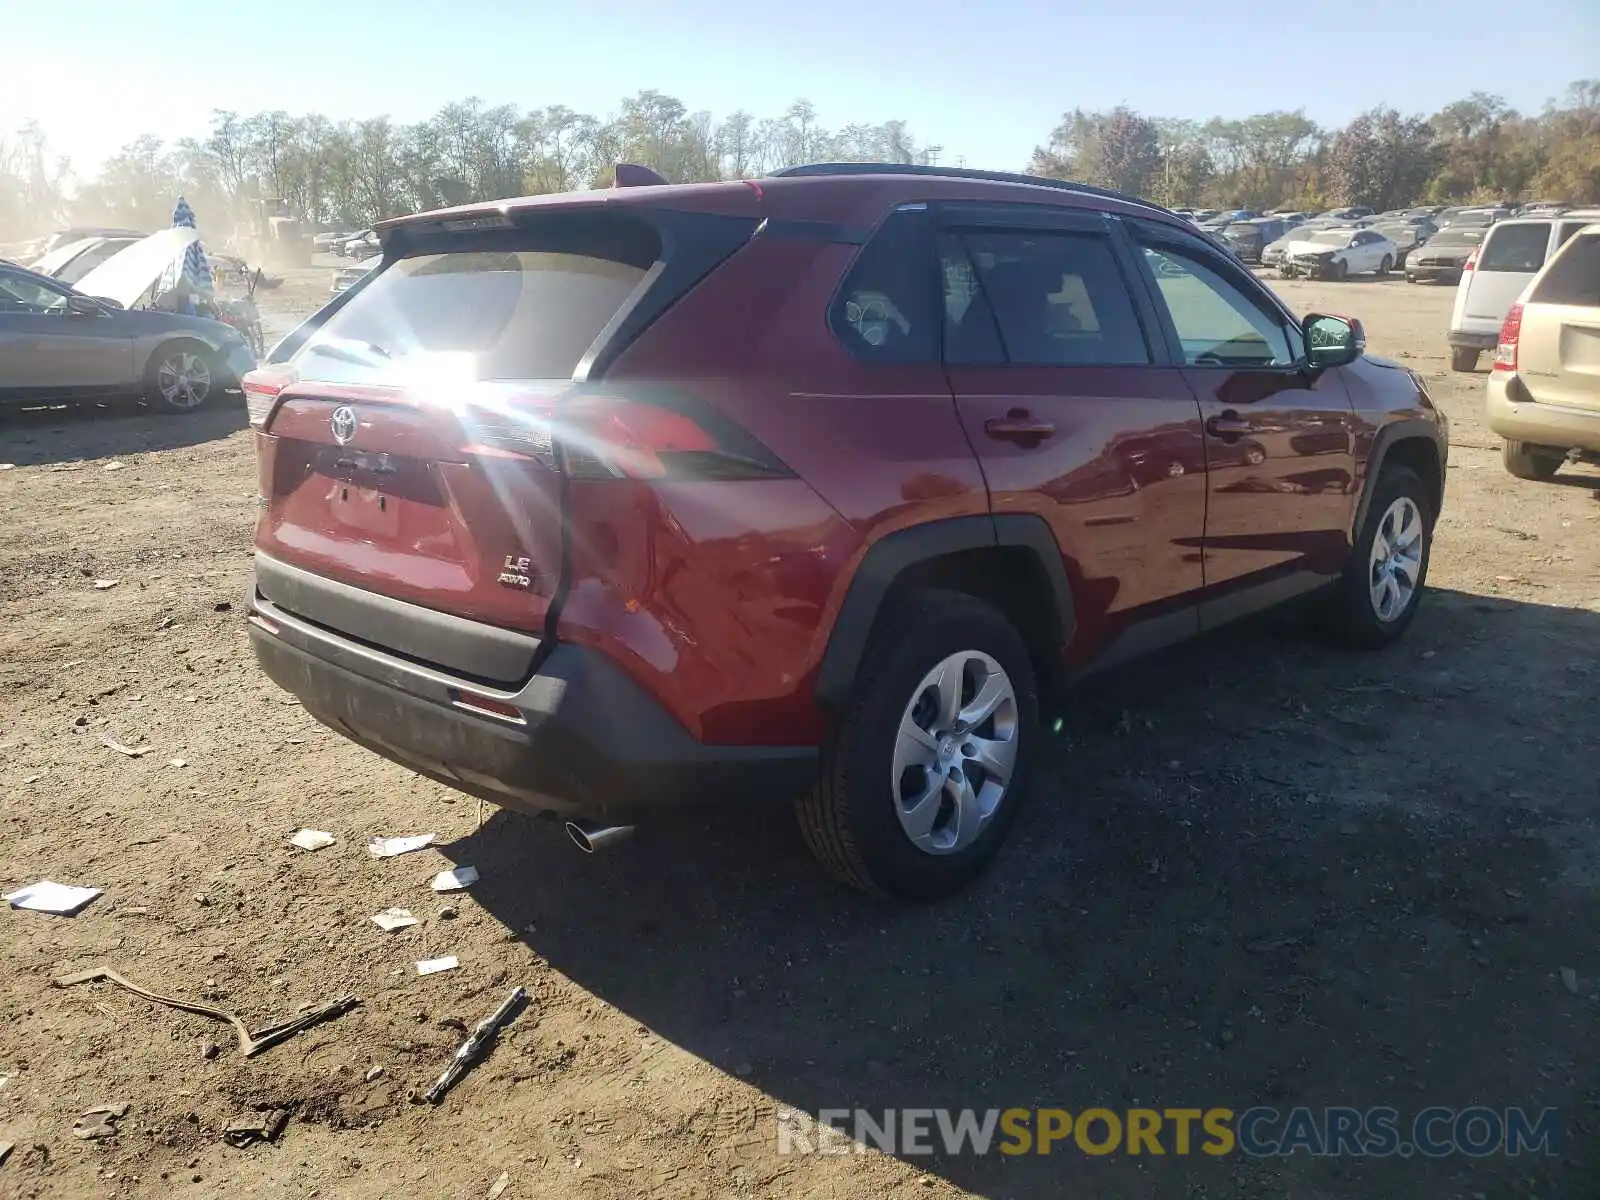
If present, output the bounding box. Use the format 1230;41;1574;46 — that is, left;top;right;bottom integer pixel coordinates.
427;588;1599;1198
0;397;246;468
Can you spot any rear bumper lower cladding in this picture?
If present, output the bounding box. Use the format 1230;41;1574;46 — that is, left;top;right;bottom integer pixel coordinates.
248;585;817;821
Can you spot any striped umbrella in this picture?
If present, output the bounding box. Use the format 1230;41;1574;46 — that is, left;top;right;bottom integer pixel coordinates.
169;196;213;311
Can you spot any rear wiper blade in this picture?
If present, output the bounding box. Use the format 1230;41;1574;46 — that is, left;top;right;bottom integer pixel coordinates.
305;337;393;365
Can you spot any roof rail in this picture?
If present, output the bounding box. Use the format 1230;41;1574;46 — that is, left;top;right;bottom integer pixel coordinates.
768;162;1177;218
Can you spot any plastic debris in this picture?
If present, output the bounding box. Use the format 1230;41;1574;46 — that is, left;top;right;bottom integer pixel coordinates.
5;880;102;915
1560;966;1580;995
488;1172;511;1198
372;908;420;931
430;866;479;892
92;579;120;590
289;829;336;852
101;738;152;758
167;757;187;768
365;1065;386;1082
367;833;435;858
104;462;126;472
416;956;459;976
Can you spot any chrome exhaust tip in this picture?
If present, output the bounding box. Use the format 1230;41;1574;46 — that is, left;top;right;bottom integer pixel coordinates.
565;820;635;854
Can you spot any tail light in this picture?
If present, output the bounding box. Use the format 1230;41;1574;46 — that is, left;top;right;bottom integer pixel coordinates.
242;367;295;428
1463;249;1478;272
470;391;792;482
1493;303;1523;372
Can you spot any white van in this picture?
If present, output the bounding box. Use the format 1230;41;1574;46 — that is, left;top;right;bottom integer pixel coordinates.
1448;217;1592;371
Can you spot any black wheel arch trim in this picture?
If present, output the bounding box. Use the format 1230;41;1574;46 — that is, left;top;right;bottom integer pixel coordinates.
1353;418;1448;535
814;513;1076;709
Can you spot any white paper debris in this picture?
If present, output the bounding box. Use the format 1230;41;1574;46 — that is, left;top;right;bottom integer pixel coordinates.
5;880;103;915
101;738;151;758
104;462;126;472
415;956;459;976
366;833;435;859
430;865;479;892
372;907;420;931
289;829;336;852
92;579;120;590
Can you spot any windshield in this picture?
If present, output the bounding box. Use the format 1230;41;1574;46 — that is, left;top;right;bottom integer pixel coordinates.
1306;230;1352;246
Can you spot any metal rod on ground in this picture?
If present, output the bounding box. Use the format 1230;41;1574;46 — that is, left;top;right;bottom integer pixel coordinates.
425;986;526;1105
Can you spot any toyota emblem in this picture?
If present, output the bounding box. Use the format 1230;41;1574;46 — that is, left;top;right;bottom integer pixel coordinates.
330;405;358;445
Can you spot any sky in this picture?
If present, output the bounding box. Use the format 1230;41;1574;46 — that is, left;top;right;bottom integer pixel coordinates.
2;0;1596;179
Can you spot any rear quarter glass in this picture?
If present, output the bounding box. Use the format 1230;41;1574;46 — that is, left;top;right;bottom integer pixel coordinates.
1530;234;1600;307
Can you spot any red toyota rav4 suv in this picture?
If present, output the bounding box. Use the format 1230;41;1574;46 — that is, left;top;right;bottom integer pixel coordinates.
244;164;1447;901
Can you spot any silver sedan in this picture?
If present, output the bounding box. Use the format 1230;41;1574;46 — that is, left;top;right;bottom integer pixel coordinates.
0;264;257;413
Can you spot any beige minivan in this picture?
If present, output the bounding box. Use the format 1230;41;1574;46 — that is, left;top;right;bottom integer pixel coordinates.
1486;223;1600;480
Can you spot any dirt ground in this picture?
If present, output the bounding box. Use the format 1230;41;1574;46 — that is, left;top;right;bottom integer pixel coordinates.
1;260;1598;1200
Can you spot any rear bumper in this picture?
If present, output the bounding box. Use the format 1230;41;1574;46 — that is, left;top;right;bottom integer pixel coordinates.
1448;329;1499;351
248;584;818;821
1486;373;1600;453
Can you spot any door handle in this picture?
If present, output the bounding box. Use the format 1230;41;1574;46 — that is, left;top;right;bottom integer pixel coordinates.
984;413;1056;443
1205;413;1251;440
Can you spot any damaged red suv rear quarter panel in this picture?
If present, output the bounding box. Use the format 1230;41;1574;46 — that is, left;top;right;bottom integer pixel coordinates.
559;183;992;746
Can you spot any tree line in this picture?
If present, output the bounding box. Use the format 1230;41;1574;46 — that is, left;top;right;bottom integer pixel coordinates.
1;82;1595;241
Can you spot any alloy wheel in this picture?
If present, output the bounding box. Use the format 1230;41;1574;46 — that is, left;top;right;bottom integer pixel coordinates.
156;352;212;410
890;650;1019;855
1368;496;1424;622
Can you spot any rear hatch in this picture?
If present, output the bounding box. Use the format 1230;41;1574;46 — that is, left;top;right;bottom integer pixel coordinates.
1453;221;1552;335
1517;229;1600;414
250;202;758;680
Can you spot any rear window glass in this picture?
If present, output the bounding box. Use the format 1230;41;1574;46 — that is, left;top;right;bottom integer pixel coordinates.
1530;234;1600;307
1479;224;1550;273
293;235;655;384
1429;230;1484;247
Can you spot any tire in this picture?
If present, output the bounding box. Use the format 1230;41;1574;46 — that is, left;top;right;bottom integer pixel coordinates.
1333;259;1349;282
1502;440;1563;481
1327;465;1433;649
1377;255;1393;277
143;341;222;414
1450;347;1479;372
796;590;1040;901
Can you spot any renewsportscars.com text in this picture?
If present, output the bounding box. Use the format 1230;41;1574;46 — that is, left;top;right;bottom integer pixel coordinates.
775;1106;1560;1158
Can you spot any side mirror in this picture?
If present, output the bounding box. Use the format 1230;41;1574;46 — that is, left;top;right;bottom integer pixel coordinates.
1304;313;1364;369
65;294;105;318
92;296;125;310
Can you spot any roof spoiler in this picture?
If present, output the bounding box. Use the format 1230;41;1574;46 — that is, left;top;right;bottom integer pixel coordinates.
613;163;668;188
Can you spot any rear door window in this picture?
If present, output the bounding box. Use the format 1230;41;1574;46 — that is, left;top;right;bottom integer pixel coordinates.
1479;223;1551;273
291;217;660;384
944;230;1151;366
1530;234;1600;307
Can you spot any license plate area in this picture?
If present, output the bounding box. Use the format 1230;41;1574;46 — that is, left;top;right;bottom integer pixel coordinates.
331;480;400;539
